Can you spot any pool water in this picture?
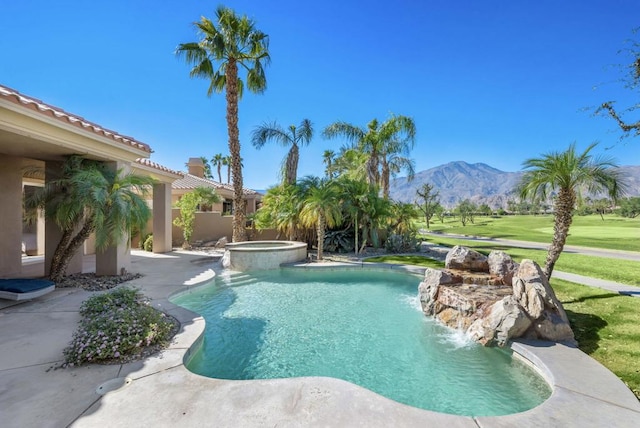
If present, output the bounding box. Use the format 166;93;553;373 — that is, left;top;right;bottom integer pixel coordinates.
172;268;551;416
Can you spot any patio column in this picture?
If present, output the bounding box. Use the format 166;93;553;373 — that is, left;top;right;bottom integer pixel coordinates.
45;161;84;276
0;156;24;277
152;182;172;253
95;161;131;276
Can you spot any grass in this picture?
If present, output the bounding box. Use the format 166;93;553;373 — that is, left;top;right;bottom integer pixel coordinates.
420;214;640;252
365;255;444;269
552;278;640;400
366;254;640;400
422;235;640;286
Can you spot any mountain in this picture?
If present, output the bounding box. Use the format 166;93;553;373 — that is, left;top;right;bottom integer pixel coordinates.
389;161;640;209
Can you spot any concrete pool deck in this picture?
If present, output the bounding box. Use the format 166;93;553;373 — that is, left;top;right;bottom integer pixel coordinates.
1;251;639;427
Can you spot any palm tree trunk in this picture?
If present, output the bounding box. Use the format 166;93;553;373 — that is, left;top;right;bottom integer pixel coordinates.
544;188;576;278
217;164;222;183
49;218;96;282
317;214;326;260
381;157;390;199
225;59;247;242
285;144;299;185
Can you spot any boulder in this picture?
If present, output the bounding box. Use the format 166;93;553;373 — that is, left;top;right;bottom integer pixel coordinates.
488;251;519;286
445;245;489;272
514;260;571;322
215;236;228;249
418;268;462;316
467;296;532;347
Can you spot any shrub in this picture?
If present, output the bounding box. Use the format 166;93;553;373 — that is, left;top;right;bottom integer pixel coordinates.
385;232;420;253
324;229;354;253
143;234;153;252
63;288;173;365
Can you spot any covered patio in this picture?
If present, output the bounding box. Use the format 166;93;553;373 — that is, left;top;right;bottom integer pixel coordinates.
0;84;181;279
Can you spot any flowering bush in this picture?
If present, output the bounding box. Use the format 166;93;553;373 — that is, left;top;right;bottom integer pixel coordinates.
64;287;174;365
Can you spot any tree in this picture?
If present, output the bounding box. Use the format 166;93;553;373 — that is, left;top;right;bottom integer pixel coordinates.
254;183;305;240
337;177;391;252
322;114;416;198
455;199;476;226
222;156;231;183
618;196;640;218
251;119;313;185
173;187;221;249
520;142;626;278
26;156;153;282
434;204;446;223
299;178;343;260
596;34;640;139
177;6;270;242
200;156;213;179
415;183;440;229
478;203;492;216
212;153;224;182
323;150;335;178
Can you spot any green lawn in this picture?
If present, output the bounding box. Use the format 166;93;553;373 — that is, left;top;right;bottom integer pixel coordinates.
422;236;640;286
552;278;640;400
419;214;640;252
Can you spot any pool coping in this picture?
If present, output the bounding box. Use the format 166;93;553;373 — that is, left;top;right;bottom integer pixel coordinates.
75;258;640;427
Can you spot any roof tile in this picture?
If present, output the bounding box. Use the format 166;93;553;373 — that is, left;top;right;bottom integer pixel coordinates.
0;84;151;153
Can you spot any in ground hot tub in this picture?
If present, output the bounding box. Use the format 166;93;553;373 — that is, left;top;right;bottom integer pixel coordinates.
223;240;308;271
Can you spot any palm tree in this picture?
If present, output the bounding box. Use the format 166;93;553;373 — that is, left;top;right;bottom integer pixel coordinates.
299;178;343;260
251;119;313;185
520;142;626;278
25;156;154;282
176;6;270;242
222;155;231;183
254;183;304;240
200;156;214;179
322;114;416;197
212;153;224;182
322;150;335;178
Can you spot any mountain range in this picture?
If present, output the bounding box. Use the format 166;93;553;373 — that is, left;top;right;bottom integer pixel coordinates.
389;161;640;209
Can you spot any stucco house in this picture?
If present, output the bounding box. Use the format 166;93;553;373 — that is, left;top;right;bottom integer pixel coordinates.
0;84;181;279
169;157;264;246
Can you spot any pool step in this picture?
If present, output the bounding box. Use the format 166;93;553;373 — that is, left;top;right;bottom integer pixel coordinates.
218;274;257;287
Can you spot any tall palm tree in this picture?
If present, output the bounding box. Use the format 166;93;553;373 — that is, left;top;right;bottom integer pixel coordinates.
299;178;343;260
251;119;313;185
322;114;416;197
222;155;231;183
199;156;214;179
520;142;626;278
25;155;154;282
176;6;270;242
212;153;224;182
322;150;335;178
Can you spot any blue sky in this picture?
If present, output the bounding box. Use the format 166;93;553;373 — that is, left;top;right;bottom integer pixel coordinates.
2;0;639;189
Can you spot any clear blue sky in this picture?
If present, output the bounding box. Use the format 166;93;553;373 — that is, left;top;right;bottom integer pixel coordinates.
2;0;639;189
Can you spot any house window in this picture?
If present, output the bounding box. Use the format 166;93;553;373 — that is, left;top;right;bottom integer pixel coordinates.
223;199;233;215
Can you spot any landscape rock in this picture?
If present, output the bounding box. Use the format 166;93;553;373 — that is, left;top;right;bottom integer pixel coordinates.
467;296;532;346
488;251;519;286
418;268;461;316
419;247;575;347
445;245;489;272
214;236;228;249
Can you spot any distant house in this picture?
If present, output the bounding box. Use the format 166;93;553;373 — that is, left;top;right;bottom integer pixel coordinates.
169;157;264;245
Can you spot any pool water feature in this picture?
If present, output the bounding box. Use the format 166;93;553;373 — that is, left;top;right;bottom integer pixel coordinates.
172;268;551;416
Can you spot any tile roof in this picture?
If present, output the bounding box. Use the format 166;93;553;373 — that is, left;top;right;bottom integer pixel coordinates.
172;173;261;196
0;84;151;153
135;158;183;177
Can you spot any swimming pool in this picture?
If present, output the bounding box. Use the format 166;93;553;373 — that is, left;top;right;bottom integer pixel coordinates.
171;268;550;416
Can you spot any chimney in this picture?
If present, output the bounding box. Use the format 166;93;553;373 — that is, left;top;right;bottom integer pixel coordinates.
187;157;205;178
